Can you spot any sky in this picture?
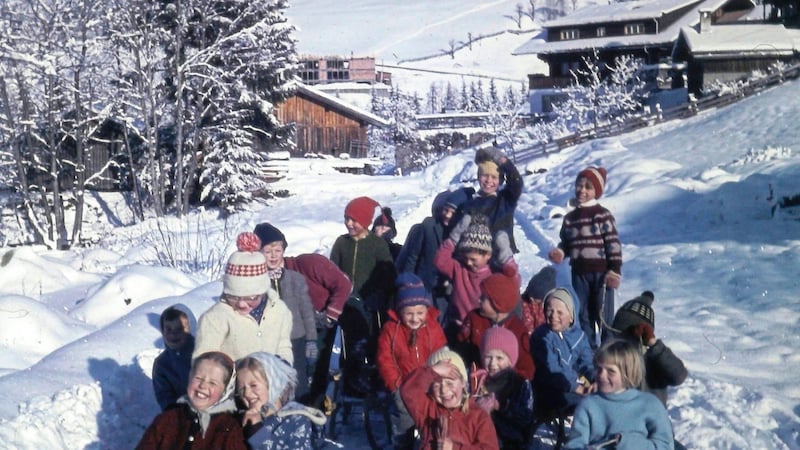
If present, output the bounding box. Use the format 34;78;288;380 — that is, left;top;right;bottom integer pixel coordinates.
1;1;799;449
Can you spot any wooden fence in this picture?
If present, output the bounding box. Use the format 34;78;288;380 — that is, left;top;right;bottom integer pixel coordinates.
510;62;800;164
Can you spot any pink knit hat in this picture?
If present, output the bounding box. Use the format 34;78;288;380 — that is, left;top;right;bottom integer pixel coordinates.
345;196;380;229
222;232;269;297
480;326;519;367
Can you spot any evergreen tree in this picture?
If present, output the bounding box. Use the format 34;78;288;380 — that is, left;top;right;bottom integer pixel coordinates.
443;82;458;112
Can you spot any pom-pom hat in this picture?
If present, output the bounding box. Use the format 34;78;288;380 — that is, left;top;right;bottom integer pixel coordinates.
481;273;519;313
395;272;433;312
345;196;381;229
457;214;493;253
612;291;656;332
480;326;519;367
253;223;287;249
223;232;269;297
577;166;607;199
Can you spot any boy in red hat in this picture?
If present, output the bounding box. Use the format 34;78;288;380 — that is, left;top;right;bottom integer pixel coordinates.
548;166;622;349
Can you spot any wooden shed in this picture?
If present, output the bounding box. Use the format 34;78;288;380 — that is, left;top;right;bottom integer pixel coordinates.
275;83;389;158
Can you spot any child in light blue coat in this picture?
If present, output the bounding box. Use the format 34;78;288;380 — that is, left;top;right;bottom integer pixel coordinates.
565;339;674;450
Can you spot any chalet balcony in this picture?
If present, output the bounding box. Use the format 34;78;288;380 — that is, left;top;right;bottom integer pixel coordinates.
528;74;574;90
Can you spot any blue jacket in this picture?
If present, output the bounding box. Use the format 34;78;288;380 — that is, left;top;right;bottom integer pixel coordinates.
530;323;593;408
247;401;329;450
396;215;446;292
565;389;674;450
152;335;194;410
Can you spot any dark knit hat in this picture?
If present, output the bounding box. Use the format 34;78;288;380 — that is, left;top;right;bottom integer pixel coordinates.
395;272;433;312
372;207;397;240
444;188;472;211
480;326;519;367
345;196;380;229
612;291;656;332
253;222;287;249
457;214;492;253
223;232;269;296
544;287;575;324
481;273;519;313
523;266;557;300
577;166;607;199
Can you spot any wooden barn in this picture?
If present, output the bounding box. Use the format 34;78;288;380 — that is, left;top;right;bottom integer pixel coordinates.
275;83;389;158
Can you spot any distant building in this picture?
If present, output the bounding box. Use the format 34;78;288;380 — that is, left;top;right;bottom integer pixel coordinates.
297;55;392;85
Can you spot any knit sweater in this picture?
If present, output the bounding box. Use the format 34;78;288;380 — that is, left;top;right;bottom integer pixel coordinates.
557;202;622;275
462;158;523;254
284;253;351;322
329;232;396;311
433;239;493;323
565;389;674;450
269;269;317;341
376;308;447;391
193;290;293;363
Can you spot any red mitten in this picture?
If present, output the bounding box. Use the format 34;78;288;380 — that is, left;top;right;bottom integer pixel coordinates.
632;323;655;344
604;271;621;289
502;259;518;278
548;248;564;264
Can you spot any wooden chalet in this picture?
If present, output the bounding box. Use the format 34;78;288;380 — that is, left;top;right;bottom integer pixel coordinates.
297;56;392;85
275;83;389;158
512;0;755;114
673;17;800;93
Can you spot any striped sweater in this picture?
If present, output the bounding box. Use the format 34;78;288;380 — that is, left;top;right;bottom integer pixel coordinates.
557;202;622;275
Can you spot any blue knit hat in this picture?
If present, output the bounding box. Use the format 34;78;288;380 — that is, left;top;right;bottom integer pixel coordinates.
395;272;433;312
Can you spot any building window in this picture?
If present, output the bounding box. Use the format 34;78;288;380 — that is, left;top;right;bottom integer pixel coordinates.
596;27;606;37
624;23;645;35
299;60;319;82
559;29;579;40
326;59;349;81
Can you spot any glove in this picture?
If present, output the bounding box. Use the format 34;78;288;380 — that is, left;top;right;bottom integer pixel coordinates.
604;271;621;289
305;340;319;362
632;323;656;345
448;214;471;244
548;247;564;264
495;231;513;264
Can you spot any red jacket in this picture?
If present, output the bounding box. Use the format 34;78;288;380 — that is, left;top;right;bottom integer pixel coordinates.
400;366;499;450
284;253;352;322
457;311;536;380
135;404;247;450
377;308;447;391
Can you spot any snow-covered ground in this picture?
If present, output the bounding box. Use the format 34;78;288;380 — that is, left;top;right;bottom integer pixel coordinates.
0;76;799;449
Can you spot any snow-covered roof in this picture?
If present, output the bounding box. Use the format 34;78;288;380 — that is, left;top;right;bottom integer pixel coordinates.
678;24;800;57
290;82;390;127
512;0;737;56
543;0;703;28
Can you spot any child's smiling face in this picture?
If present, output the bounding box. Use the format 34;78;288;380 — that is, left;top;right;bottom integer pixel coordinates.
162;317;190;350
345;216;368;238
545;299;572;332
431;376;466;409
236;368;269;412
187;359;227;411
575;176;597;204
400;304;428;330
483;349;512;377
260;241;285;270
462;250;491;272
595;360;626;394
478;169;500;195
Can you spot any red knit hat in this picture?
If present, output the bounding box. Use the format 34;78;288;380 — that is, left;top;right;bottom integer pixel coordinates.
480;326;519;367
345;196;380;229
577;166;607;199
480;273;519;313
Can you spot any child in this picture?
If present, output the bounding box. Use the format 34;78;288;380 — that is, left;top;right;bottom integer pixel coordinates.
253;222;318;401
457;273;533;380
548;166;622;348
611;291;688;407
236;352;328;449
564;340;674;450
530;287;594;414
434;213;515;341
372;206;403;260
520;266;557;337
461;145;523;261
136;351;247;450
194;232;293;363
330;196;397;393
152;305;195;410
472;327;534;450
400;346;499;450
376;272;447;449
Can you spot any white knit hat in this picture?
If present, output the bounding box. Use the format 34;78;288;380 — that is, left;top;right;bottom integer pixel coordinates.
223;232;269;297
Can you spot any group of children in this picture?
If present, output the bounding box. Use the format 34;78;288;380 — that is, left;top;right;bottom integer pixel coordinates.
136;144;687;449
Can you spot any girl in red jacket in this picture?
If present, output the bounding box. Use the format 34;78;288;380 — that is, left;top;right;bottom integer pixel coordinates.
400;347;499;450
377;273;447;449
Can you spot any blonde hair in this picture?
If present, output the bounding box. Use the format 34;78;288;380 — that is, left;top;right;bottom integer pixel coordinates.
594;339;644;389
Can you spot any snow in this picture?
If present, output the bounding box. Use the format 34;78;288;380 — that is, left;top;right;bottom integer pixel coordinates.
1;77;799;448
3;1;800;448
